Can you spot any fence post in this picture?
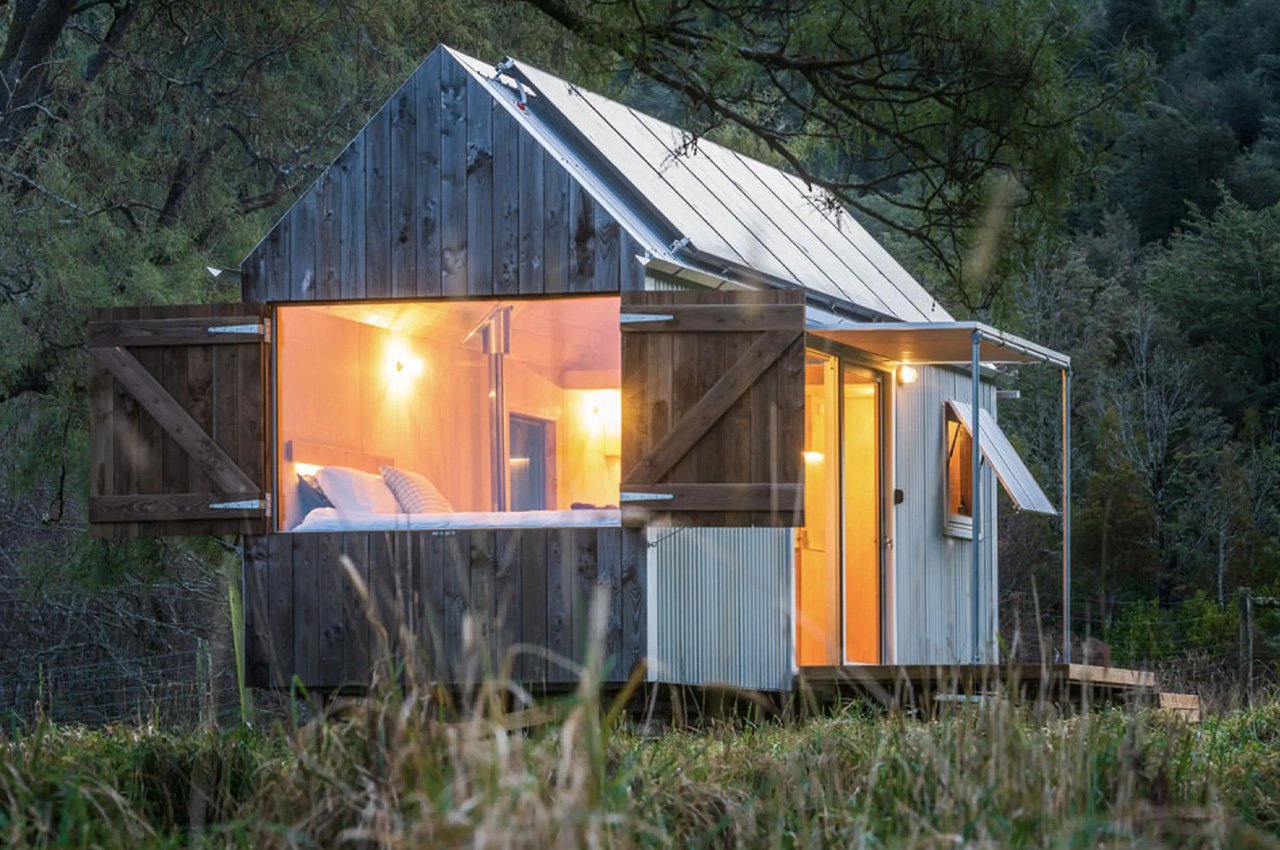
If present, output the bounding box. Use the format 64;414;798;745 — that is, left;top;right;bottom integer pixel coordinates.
1240;587;1254;709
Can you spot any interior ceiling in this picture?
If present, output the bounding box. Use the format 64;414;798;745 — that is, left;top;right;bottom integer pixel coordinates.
298;297;621;377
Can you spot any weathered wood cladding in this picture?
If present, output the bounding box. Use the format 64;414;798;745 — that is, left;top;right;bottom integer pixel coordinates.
240;48;642;304
89;304;267;538
620;290;806;527
244;528;646;690
239;48;649;690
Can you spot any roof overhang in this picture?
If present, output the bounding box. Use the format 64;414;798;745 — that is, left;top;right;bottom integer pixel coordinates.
806;320;1070;369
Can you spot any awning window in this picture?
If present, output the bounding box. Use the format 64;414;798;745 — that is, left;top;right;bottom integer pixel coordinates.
945;400;1056;515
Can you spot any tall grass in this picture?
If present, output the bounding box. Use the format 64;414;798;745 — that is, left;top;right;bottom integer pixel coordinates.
3;568;1278;849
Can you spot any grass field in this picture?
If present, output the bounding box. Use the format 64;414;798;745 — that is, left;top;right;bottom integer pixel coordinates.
2;679;1278;849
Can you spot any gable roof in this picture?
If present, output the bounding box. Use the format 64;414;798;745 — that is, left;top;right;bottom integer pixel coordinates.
447;48;950;323
244;45;950;323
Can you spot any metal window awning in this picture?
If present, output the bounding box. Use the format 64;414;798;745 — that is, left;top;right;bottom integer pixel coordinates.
946;400;1056;515
806;319;1070;368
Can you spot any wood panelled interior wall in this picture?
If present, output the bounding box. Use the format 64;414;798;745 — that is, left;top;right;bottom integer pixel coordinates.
240;47;646;688
276;306;492;528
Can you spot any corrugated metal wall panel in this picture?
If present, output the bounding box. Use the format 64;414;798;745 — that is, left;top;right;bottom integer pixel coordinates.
648;527;794;691
892;365;999;663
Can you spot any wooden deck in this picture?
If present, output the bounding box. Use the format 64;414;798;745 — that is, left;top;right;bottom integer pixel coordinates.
797;664;1200;719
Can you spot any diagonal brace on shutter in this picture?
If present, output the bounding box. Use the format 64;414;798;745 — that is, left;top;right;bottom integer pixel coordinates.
90;346;258;495
624;327;801;485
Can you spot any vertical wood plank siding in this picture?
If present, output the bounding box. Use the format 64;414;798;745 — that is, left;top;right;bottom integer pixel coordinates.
241;48;645;690
892;365;999;663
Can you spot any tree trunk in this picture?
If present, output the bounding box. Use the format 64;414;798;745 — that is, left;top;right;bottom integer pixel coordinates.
0;0;75;146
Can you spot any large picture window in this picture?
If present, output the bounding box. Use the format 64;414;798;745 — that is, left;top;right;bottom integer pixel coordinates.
276;296;621;531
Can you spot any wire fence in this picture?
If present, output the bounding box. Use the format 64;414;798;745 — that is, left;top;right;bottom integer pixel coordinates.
0;645;242;728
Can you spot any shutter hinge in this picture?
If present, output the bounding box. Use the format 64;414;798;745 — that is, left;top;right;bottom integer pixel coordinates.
620;491;674;502
620;313;674;324
208;323;266;336
210;498;266;511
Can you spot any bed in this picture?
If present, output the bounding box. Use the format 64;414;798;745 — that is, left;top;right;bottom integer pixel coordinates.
293;506;621;531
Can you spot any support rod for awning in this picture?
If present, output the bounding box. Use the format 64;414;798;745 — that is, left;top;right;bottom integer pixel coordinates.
971;329;982;663
1062;367;1073;663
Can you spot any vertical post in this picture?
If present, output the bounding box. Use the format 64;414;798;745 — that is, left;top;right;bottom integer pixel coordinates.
1062;367;1072;664
1240;587;1253;708
971;330;982;663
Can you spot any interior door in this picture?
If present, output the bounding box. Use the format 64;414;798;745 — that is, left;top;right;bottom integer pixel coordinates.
842;365;881;664
796;351;840;666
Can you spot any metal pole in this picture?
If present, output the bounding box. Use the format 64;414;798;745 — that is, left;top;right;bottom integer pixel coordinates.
971;329;982;663
1062;367;1072;663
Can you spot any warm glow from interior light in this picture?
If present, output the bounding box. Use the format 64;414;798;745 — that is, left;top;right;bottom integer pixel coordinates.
294;462;321;476
509;457;530;467
385;338;424;394
803;451;825;463
898;363;919;385
578;388;622;457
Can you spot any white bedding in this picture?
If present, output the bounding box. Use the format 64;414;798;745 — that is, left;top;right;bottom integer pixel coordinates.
292;507;620;532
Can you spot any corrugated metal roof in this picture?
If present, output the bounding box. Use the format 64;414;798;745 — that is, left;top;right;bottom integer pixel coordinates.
448;48;950;322
946;400;1056;515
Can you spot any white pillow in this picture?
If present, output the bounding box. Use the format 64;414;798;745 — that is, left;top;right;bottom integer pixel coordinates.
380;465;454;513
315;466;402;515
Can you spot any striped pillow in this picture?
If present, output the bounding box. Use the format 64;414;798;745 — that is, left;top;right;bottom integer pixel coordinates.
379;466;454;514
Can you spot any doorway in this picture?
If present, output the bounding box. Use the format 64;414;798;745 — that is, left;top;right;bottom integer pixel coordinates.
795;351;883;667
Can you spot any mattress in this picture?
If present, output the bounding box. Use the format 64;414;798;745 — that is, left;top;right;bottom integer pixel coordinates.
292;507;620;532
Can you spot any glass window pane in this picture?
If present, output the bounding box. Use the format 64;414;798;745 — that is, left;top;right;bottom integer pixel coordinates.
276;296;621;531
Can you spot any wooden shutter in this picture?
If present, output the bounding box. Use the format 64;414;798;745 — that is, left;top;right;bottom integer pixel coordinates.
620;290;805;527
88;304;268;537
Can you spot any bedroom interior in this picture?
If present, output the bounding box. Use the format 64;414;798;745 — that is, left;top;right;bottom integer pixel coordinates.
275;294;622;531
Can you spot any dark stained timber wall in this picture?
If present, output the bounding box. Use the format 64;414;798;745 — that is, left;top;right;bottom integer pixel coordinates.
239;48;647;690
243;528;646;690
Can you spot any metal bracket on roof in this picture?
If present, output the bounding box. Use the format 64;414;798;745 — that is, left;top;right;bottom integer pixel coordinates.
493;57;528;111
668;235;691;254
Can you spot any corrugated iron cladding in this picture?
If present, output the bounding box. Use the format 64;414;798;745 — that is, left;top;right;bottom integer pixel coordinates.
649;527;793;691
893;366;999;663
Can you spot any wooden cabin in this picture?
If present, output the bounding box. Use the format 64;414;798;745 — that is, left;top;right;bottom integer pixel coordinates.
87;46;1073;695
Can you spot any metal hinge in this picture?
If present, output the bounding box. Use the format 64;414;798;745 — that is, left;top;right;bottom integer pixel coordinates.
620;491;674;502
208;323;265;336
620;313;674;324
210;498;266;511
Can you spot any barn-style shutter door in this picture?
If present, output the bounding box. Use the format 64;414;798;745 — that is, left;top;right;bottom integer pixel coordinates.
88;304;268;537
620;290;805;527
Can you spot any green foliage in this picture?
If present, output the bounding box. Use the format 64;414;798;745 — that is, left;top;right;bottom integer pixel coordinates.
1146;196;1280;422
1;697;1279;848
